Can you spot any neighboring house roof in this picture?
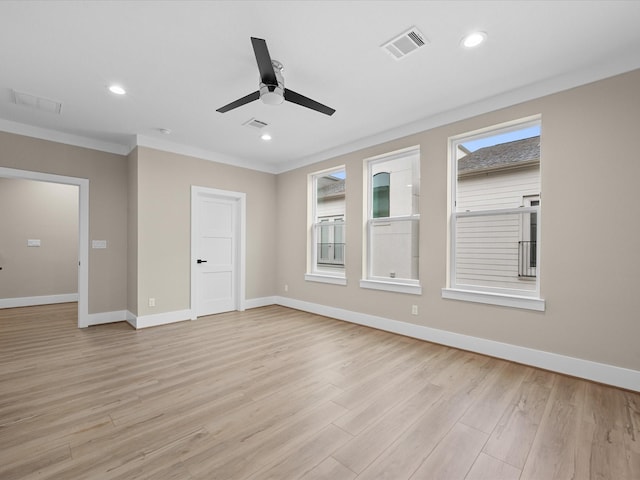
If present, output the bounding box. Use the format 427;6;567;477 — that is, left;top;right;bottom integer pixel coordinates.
318;178;345;199
459;136;540;175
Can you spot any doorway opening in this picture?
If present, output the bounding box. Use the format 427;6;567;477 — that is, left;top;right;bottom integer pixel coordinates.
0;167;89;327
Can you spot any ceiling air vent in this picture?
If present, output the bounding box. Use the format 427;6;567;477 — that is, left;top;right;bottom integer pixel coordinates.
382;27;428;60
11;89;62;114
242;117;268;129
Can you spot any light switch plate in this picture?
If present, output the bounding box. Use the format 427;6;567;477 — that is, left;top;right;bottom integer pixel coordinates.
27;239;41;247
92;240;107;249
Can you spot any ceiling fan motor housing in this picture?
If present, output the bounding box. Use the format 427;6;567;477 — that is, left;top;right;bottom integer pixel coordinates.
259;60;285;105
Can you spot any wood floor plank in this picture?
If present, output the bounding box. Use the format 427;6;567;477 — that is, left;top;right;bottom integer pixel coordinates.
0;442;71;480
465;452;521;480
575;381;639;479
298;456;356;480
482;367;555;469
624;390;640;479
409;422;487;479
246;423;352;480
355;354;499;480
459;361;528;434
332;344;446;435
182;400;348;479
520;375;585;480
331;382;444;474
1;303;638;480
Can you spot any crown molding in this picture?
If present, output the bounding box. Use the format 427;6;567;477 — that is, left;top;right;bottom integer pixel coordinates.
0;118;130;155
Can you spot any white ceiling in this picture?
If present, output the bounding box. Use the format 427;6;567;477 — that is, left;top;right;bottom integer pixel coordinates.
1;1;639;173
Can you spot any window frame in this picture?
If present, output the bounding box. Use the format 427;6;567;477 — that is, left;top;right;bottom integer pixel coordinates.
361;146;422;295
305;166;347;285
442;115;545;311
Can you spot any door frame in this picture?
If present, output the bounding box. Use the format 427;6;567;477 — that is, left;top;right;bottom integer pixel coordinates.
0;167;89;328
190;185;246;318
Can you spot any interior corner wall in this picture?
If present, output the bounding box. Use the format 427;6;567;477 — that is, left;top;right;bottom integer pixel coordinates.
275;68;640;373
135;147;277;317
0;131;128;314
127;147;139;316
0;177;78;299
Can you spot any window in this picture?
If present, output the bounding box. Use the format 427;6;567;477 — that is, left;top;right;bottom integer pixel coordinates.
361;146;421;295
443;116;544;310
306;167;346;284
519;195;539;277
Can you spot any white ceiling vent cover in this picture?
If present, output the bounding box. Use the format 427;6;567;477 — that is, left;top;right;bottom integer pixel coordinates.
11;89;62;114
382;27;428;59
242;118;268;129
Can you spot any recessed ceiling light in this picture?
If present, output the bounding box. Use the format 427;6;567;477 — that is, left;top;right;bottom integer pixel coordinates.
461;31;487;48
261;133;272;141
108;85;126;95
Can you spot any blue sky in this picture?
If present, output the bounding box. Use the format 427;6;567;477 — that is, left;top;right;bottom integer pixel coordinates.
462;125;541;152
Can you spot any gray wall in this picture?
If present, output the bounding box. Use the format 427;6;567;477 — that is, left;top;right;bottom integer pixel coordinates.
0;178;78;299
0;133;128;314
276;69;640;372
133;146;277;316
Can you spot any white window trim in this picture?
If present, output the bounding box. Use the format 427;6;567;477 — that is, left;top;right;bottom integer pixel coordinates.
362;146;421;293
445;115;545;310
360;279;422;295
305;273;348;285
307;166;346;282
441;287;545;311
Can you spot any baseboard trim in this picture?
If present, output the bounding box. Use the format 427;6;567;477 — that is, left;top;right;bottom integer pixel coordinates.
245;296;278;309
131;309;194;329
123;299;274;329
0;293;79;309
86;310;128;326
274;296;640;392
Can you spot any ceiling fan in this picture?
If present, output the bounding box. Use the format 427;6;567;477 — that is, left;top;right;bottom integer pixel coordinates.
216;37;335;116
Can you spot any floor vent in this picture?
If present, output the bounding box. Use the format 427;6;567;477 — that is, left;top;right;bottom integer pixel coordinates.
242;118;268;129
11;89;62;114
382;27;428;60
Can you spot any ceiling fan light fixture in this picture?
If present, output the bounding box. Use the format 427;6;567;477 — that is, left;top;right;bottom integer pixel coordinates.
259;85;284;105
461;31;487;48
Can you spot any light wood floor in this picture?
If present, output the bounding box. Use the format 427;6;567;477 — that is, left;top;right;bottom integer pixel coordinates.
1;303;638;479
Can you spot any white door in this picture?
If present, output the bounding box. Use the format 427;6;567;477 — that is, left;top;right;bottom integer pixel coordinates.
193;188;244;317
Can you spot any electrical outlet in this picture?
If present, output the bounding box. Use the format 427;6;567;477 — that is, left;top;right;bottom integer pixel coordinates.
148;298;156;307
284;284;289;292
411;305;418;315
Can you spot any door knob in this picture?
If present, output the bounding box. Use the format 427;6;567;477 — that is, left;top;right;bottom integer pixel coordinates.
197;259;207;264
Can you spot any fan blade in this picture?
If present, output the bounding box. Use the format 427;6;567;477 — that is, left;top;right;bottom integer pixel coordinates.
216;91;260;113
284;89;335;116
251;37;277;86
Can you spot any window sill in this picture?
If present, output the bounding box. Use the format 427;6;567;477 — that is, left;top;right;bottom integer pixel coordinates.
305;273;347;286
441;288;545;311
360;279;422;295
